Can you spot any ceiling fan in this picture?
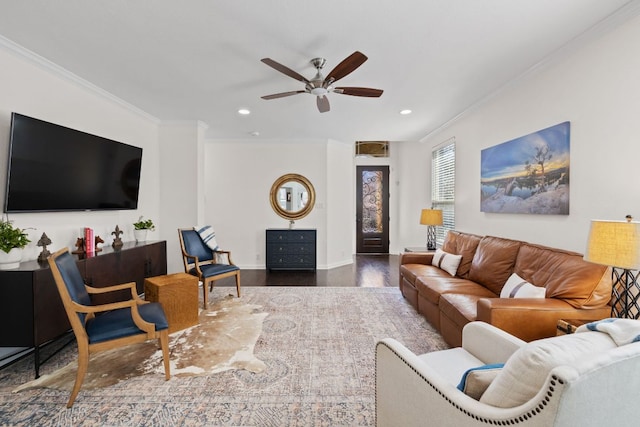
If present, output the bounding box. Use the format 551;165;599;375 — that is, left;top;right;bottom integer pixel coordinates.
260;51;383;113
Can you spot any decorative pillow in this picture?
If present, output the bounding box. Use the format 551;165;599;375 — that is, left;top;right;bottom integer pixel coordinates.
480;332;617;408
431;249;463;276
500;273;546;299
195;225;219;251
457;363;504;400
214;252;230;265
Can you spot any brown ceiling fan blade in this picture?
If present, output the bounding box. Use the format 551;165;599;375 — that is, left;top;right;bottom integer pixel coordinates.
325;51;368;83
261;58;309;83
317;95;330;113
261;90;306;100
334;87;383;97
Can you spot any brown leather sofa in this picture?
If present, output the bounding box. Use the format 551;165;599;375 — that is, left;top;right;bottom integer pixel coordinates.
400;230;612;347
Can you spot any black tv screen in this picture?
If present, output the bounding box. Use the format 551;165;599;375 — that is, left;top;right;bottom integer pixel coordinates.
4;113;143;212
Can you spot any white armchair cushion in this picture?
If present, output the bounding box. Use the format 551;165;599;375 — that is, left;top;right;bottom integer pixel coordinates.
431;248;462;276
480;332;617;408
419;347;484;386
500;273;545;298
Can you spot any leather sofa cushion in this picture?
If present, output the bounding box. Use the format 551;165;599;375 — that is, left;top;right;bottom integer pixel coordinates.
442;231;482;279
400;264;448;285
514;243;610;309
440;293;486;326
416;276;496;305
469;236;521;295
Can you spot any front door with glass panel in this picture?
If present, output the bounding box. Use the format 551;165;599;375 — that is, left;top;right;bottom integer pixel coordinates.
356;165;389;253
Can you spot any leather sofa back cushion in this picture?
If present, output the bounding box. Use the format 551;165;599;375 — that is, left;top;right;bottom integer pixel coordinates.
514;243;610;309
468;236;521;295
442;231;482;279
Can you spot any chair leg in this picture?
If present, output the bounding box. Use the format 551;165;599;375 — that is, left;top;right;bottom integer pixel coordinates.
67;343;89;408
235;272;241;298
159;330;170;380
202;279;209;310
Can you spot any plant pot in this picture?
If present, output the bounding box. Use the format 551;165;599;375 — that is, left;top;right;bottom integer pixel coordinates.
0;247;22;270
133;229;148;243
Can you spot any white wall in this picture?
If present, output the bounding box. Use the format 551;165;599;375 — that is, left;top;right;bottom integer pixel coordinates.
158;121;208;273
204;139;338;269
395;140;434;249
0;40;161;261
401;13;640;253
326;139;354;268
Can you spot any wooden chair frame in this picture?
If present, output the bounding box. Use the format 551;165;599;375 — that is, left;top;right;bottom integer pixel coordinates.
48;248;170;407
178;228;241;309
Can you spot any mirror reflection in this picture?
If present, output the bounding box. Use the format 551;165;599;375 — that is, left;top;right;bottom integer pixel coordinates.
276;181;309;212
270;174;315;220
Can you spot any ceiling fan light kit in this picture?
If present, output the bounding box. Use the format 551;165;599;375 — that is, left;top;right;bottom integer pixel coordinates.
260;51;383;113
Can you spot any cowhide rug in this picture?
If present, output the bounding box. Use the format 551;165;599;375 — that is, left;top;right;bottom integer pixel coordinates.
14;295;267;392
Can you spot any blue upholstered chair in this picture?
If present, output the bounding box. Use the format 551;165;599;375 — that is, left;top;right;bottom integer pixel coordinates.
178;228;241;309
48;248;170;407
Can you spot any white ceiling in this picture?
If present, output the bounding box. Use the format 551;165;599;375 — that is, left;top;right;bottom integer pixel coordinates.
0;0;638;142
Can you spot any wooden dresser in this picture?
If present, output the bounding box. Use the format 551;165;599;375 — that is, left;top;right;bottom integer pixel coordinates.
266;229;316;271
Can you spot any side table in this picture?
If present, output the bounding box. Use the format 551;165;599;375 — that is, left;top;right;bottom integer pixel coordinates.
556;319;591;336
403;247;436;253
145;273;199;333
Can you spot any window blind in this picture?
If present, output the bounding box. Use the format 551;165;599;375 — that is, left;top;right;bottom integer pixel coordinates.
431;140;455;246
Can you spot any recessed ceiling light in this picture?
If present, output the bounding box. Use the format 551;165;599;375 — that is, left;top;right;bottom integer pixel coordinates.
400;109;412;115
250;131;260;137
238;108;251;115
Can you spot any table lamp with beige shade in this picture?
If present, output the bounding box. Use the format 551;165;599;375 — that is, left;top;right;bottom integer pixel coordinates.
584;218;640;318
420;209;443;250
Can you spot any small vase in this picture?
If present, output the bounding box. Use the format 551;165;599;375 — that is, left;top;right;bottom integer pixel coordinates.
0;247;22;270
133;229;148;243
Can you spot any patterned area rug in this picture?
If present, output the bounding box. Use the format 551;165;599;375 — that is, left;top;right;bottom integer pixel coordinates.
0;287;447;426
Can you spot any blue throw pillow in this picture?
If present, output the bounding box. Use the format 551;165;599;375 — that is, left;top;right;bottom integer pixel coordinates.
457;363;504;400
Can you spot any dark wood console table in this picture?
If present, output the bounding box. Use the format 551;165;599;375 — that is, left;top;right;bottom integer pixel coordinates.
266;229;316;271
0;240;167;377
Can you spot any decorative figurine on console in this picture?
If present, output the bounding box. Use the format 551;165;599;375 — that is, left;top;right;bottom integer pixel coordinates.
112;225;124;249
37;232;52;262
71;235;104;254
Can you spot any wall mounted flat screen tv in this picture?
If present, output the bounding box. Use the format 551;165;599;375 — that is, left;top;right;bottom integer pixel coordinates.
4;113;143;213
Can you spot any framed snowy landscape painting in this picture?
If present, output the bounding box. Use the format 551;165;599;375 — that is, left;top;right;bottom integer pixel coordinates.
480;122;570;215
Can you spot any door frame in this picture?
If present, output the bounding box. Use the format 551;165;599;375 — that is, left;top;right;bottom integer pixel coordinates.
356;165;390;254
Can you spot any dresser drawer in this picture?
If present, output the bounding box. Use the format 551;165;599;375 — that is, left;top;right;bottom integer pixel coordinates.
266;229;316;270
267;242;315;255
266;229;316;243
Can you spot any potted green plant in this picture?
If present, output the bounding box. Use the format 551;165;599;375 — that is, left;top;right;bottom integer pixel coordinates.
133;216;155;242
0;219;30;269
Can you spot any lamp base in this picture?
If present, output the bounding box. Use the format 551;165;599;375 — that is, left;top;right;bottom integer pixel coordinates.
611;268;640;319
426;226;437;251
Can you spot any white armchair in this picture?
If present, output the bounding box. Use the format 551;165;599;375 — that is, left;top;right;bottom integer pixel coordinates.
376;321;640;427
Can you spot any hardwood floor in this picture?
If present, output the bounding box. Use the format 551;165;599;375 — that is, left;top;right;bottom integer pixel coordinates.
216;254;399;288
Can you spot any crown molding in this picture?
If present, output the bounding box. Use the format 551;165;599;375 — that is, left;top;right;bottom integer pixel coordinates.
0;35;160;125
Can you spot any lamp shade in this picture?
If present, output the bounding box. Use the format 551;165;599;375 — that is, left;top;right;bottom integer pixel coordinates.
585;220;640;270
420;209;443;226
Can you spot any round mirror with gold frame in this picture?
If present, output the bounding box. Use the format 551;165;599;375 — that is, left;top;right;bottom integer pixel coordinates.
269;173;316;221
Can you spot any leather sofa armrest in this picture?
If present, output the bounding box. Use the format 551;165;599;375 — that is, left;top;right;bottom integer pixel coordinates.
400;252;435;266
477;298;610;342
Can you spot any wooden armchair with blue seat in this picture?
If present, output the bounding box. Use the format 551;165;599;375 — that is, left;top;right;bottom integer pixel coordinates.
178;227;241;309
48;248;171;408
